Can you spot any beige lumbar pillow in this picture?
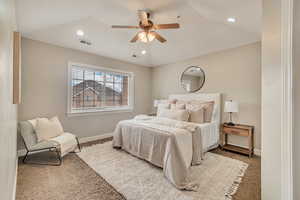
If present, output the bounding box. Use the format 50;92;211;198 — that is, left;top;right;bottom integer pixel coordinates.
157;108;189;121
35;116;64;142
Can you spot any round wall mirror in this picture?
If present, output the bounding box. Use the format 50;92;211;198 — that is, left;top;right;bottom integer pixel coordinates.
180;66;205;93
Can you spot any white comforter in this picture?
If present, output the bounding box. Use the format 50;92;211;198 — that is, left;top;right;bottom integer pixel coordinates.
112;116;203;191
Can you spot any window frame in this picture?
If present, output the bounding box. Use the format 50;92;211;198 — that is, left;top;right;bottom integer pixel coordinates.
67;62;134;116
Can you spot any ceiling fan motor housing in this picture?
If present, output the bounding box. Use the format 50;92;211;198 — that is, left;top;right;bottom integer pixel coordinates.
139;20;153;30
112;10;179;43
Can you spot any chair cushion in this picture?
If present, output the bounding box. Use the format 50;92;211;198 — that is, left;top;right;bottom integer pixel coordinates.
50;133;78;157
35;117;64;142
29;140;60;151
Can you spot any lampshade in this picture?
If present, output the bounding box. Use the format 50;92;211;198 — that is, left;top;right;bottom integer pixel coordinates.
138;31;155;43
224;101;239;113
153;100;159;107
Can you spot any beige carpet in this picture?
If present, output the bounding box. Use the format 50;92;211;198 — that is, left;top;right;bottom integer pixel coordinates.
77;141;248;200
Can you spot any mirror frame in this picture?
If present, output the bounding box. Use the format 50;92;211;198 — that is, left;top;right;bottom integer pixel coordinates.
180;66;205;93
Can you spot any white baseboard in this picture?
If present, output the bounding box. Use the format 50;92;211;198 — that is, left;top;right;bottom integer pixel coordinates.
17;132;113;157
254;149;261;156
227;142;261;156
78;132;113;144
17;133;261;157
12;158;18;200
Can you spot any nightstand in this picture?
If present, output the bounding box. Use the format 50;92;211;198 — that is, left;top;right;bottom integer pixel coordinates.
221;124;254;157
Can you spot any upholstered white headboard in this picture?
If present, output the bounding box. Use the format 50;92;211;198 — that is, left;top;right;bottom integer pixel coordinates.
169;93;222;125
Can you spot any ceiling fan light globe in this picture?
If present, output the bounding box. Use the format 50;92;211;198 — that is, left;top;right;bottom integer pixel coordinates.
138;32;146;42
147;32;155;42
138;31;155;43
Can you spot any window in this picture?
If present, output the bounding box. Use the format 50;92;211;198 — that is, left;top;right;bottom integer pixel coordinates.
68;63;134;115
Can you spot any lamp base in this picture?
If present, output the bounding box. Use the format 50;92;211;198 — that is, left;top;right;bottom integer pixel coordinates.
225;122;235;126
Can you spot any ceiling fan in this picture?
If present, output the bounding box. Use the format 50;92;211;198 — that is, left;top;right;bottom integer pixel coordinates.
112;10;180;43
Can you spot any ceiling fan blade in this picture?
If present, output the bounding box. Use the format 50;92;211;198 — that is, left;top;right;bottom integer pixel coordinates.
138;10;149;26
130;33;140;43
151;32;167;43
112;25;139;29
153;23;180;29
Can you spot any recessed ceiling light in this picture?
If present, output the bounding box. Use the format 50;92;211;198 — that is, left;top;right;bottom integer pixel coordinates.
141;50;147;55
76;29;84;36
227;17;236;23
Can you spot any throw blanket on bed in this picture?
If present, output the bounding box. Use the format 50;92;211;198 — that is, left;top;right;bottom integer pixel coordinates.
112;116;203;191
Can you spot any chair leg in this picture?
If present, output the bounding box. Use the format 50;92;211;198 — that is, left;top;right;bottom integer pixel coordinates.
55;148;62;166
23;150;29;164
71;137;81;153
76;137;81;152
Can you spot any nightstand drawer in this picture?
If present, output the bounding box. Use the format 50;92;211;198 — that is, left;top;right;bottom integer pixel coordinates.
223;127;249;137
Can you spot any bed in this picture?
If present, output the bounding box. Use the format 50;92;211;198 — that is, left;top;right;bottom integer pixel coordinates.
112;93;221;191
169;93;221;152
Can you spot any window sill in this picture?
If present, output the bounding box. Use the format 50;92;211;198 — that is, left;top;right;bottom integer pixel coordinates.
67;107;134;117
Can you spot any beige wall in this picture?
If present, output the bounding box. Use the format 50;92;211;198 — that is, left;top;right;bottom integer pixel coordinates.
18;38;152;148
0;0;18;199
152;42;261;150
19;39;262;151
261;0;282;199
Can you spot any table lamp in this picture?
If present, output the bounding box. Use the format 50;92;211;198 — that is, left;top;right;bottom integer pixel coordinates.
153;100;159;108
224;100;239;126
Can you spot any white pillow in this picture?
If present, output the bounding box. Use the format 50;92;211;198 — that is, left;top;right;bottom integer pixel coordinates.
157;109;189;121
157;103;170;109
28;117;47;129
35;116;64;142
170;103;186;110
157;103;170;115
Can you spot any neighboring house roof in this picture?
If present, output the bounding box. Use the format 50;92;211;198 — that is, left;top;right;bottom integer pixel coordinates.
72;80;121;97
73;87;99;97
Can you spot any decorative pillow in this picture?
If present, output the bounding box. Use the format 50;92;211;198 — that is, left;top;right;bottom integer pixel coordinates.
186;101;215;122
186;105;205;123
157;103;170;114
169;99;177;104
35;116;64;142
28;117;47;129
176;100;188;105
203;101;215;122
157;108;189;121
157;99;177;105
157;103;170;109
170;103;186;110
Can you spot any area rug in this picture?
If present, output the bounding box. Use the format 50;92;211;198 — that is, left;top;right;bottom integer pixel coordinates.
77;141;248;200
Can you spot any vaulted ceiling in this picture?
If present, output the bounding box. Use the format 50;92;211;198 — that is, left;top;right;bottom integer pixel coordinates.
16;0;261;67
